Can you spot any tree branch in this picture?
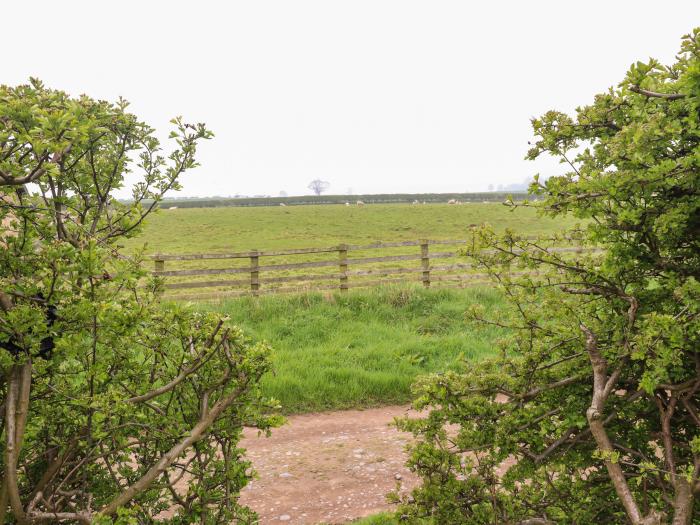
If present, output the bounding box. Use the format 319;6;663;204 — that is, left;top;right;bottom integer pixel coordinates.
629;85;686;100
581;324;645;524
125;323;225;404
99;380;249;517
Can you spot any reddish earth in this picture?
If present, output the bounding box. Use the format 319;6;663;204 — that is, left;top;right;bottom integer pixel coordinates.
238;405;419;524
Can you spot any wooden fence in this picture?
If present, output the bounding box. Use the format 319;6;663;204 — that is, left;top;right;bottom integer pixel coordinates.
151;239;594;301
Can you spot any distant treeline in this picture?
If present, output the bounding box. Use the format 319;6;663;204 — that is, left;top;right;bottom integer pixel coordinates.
141;192;531;209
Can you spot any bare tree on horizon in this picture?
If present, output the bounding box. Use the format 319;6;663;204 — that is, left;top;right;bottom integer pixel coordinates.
308;179;330;195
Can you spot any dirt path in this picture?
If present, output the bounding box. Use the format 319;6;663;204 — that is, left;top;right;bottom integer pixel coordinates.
239;405;419;524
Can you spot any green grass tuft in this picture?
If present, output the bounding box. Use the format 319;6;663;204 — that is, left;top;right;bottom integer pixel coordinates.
203;285;507;414
349;512;412;524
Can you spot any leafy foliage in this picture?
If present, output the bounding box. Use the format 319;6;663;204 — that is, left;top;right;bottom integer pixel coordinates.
394;29;700;524
0;79;280;523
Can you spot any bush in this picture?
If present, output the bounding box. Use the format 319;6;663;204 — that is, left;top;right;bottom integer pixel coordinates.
394;29;700;524
0;80;280;523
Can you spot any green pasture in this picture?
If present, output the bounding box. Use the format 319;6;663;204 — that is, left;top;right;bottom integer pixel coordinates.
124;203;565;414
203;285;507;414
125;202;578;254
124;203;580;298
123;202;567;415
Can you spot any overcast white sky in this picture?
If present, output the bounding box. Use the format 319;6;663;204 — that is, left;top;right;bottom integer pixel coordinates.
4;1;699;197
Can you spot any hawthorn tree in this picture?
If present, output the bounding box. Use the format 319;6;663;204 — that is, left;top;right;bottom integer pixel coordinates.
395;29;700;524
0;80;279;524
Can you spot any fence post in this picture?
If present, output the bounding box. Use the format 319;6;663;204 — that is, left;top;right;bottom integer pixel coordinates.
250;250;260;296
338;244;348;293
420;240;430;288
154;256;165;274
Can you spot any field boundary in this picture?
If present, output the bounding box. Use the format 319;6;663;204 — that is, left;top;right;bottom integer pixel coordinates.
137;191;530;209
151;239;597;300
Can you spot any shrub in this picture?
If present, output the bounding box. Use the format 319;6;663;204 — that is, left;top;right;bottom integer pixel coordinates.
394;29;700;524
0;80;280;523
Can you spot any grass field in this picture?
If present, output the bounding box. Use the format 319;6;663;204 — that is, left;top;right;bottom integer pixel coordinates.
124;203;580;298
119;202;565;414
121;203;561;414
125;202;579;254
204;285;507;414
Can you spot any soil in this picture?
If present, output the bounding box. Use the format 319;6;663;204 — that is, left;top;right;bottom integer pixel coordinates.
238;405;419;524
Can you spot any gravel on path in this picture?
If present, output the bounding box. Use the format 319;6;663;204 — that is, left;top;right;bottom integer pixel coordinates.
239;405;419;524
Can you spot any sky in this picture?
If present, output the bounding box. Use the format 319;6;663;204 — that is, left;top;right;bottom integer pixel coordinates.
4;1;699;197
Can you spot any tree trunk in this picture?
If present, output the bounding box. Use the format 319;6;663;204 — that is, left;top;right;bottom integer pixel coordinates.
671;478;693;525
2;361;33;524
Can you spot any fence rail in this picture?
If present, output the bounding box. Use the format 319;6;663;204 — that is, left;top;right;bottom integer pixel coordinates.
151;239;596;301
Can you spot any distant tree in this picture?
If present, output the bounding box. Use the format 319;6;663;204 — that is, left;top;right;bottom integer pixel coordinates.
395;29;700;524
307;179;330;195
279;190;288;197
0;79;280;523
487;183;494;191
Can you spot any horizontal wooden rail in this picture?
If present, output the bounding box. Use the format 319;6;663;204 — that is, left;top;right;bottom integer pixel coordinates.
348;266;426;277
165;278;251;290
170;284;341;301
261;273;343;284
153;246;341;261
155;260;338;277
346;252;455;265
154;252;459;277
166;277;495;302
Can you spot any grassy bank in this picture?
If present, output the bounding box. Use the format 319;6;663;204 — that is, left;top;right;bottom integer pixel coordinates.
204;285;507;414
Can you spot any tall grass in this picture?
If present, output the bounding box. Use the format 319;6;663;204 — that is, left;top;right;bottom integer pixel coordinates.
205;285;507;414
